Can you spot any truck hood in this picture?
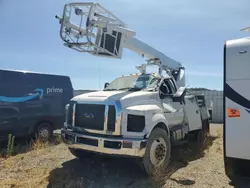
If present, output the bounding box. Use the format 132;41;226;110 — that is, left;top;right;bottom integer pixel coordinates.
72;90;159;106
72;90;127;102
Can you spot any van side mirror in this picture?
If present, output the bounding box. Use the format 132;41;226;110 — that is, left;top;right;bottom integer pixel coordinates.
173;87;186;103
104;82;109;89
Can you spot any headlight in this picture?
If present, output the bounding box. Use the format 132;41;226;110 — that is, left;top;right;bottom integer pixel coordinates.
65;104;69;122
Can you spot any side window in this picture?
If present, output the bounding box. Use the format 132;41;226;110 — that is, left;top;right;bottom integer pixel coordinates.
159;79;173;95
165;81;173;94
148;77;160;88
169;78;177;93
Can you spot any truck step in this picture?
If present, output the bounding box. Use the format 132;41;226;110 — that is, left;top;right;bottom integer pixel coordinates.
186;133;198;141
169;124;188;146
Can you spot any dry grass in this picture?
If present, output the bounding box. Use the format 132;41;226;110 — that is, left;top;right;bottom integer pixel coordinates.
0;124;248;188
0;135;63;159
149;127;219;188
150;161;178;188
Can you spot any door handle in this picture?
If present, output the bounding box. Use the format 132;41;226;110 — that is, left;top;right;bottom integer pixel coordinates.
196;110;199;114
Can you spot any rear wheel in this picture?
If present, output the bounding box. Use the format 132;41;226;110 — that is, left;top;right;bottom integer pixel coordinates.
203;119;210;136
196;129;205;150
195;119;209;151
225;157;250;179
225;157;234;180
35;122;53;142
143;128;171;176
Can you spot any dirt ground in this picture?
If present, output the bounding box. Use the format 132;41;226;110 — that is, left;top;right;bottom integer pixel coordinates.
0;124;250;188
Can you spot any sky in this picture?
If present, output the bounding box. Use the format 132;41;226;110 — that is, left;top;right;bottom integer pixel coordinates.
0;0;249;90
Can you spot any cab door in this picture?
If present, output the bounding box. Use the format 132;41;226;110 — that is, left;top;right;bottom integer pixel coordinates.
183;95;202;131
159;78;184;127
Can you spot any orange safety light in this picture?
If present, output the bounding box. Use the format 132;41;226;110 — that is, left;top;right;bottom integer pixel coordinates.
227;108;240;118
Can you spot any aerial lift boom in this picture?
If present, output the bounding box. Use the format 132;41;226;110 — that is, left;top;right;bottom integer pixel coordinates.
55;2;185;87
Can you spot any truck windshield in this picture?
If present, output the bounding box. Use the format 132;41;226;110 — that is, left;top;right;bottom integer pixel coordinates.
104;74;160;91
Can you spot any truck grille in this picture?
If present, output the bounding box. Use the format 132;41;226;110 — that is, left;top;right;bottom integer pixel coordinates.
66;101;74;125
75;104;105;130
107;105;116;131
65;102;119;133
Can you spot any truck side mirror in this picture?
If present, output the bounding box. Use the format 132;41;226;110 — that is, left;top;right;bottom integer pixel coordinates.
104;82;109;89
173;87;186;103
65;104;69;110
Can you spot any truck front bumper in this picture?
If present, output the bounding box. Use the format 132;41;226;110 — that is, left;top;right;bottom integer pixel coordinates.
54;128;147;157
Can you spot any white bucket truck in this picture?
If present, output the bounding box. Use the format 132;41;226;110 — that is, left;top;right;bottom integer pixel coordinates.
54;2;210;175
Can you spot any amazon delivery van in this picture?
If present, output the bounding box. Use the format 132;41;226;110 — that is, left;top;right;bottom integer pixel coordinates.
0;69;73;141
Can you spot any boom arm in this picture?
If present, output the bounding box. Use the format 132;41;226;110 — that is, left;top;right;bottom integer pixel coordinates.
55;2;185;87
125;37;182;71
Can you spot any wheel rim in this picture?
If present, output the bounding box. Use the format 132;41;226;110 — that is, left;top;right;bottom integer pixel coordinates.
149;137;167;167
38;127;50;140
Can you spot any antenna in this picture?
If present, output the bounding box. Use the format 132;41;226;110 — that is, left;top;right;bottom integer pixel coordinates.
55;2;136;58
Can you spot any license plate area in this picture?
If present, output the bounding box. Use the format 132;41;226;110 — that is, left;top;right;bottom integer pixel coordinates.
76;136;98;147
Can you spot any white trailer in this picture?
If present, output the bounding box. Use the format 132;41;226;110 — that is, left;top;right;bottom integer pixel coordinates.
54;2;210;175
224;27;250;179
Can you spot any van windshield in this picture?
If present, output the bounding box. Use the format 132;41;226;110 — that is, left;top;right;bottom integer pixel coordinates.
104;74;160;91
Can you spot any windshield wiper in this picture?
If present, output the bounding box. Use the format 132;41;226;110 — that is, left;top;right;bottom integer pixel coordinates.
118;87;131;90
105;87;143;91
128;88;142;91
103;89;118;91
118;87;142;91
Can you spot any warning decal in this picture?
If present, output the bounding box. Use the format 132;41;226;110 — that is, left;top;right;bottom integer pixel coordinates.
227;108;240;118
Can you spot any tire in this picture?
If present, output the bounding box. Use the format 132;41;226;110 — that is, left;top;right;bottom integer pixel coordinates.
195;129;205;152
225;157;234;180
194;118;209;150
225;157;250;179
203;119;210;136
143;127;171;176
35;122;53;142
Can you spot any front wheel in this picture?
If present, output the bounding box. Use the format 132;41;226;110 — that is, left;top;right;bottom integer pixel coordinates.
143;128;171;176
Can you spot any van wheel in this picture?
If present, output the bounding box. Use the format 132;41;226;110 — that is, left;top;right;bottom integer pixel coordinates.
36;122;53;142
143;128;171;176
